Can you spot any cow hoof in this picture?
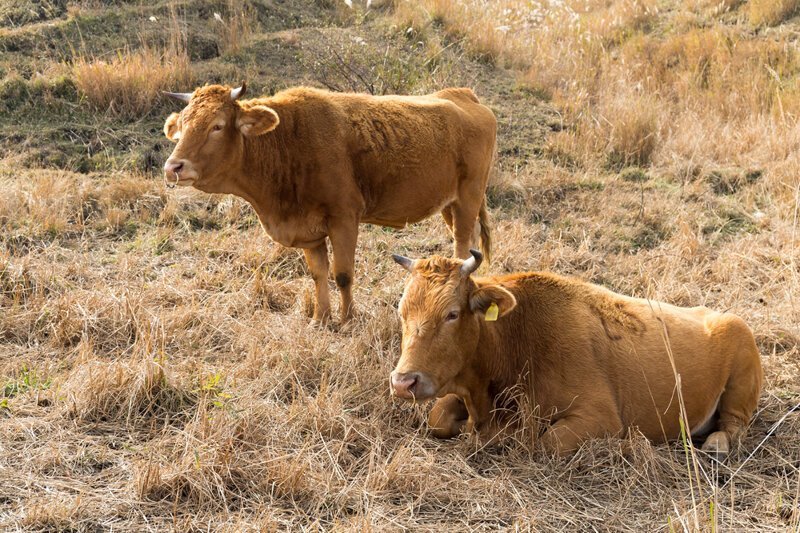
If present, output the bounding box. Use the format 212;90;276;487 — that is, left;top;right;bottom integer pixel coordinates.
337;313;361;332
310;317;330;329
701;431;730;459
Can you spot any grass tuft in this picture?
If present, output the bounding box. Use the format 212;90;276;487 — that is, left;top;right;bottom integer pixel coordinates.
72;46;193;119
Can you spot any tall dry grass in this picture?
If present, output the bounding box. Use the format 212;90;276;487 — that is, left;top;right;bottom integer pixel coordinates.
749;0;800;26
213;0;255;55
1;155;798;529
72;45;193;119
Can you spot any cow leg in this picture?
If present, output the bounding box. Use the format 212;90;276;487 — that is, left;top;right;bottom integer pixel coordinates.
540;411;623;456
701;317;762;458
428;394;468;438
328;218;358;323
450;202;481;259
702;395;756;457
462;385;494;434
303;242;331;324
441;205;455;237
460;388;514;444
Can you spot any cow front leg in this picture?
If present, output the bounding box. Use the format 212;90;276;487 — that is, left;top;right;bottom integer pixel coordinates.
327;218;359;324
428;394;469;438
462;386;493;435
303;242;331;325
466;391;516;445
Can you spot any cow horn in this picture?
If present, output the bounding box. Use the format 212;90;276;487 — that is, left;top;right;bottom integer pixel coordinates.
162;91;192;104
392;254;415;273
460;249;483;276
231;81;247;101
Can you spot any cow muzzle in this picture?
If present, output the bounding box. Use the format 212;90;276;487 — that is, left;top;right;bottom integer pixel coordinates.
390;371;436;401
163;157;197;188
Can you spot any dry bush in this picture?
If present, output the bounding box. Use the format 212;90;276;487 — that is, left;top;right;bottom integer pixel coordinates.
749;0;800;27
0;171;89;237
689;0;744;12
583;0;658;46
20;497;86;531
0;254;43;307
413;0;800;198
398;0;533;65
61;355;195;425
72;46;193;119
390;0;431;32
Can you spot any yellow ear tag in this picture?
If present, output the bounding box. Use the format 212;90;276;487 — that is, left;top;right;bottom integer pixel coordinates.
485;302;499;322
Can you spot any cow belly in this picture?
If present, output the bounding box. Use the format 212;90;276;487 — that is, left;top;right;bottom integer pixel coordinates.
356;155;461;226
363;194;455;227
259;213;327;248
362;177;457;225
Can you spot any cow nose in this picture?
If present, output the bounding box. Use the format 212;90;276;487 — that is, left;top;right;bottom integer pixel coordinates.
391;372;419;398
164;159;184;175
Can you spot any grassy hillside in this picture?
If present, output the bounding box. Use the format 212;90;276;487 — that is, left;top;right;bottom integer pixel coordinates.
0;0;798;530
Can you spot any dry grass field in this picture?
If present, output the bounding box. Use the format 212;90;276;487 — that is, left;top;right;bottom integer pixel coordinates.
0;0;798;530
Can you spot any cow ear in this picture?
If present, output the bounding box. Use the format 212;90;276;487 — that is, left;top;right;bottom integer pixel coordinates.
469;284;517;319
237;105;279;136
164;113;181;142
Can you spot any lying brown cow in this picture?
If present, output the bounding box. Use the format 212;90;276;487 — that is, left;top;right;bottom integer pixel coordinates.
390;250;763;456
162;83;496;324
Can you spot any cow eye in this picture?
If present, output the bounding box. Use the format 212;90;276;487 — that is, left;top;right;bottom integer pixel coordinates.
445;311;459;322
212;124;224;132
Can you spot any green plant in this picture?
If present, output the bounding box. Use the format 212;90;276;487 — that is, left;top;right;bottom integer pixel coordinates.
196;373;232;410
2;365;51;398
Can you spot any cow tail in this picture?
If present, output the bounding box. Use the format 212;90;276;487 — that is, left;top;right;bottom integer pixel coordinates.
478;196;492;266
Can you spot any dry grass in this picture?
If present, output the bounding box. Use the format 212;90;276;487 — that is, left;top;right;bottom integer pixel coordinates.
404;0;800;189
0;156;798;529
0;0;799;530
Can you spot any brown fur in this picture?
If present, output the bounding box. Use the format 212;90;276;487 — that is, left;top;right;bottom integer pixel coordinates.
392;256;764;456
163;85;496;323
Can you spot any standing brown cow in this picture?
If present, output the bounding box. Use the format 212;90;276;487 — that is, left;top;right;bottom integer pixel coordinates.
162;83;496;325
390;250;763;456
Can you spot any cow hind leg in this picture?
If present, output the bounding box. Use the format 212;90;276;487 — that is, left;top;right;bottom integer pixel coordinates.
701;317;763;457
700;379;760;457
428;394;469;438
441;205;455;237
539;405;623;456
450;201;483;259
477;197;492;264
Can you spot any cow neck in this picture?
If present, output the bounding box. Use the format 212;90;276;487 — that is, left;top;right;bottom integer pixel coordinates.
232;113;299;225
472;275;557;393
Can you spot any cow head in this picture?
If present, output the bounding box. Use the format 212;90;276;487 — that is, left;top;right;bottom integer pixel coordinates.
162;82;280;192
390;250;517;402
